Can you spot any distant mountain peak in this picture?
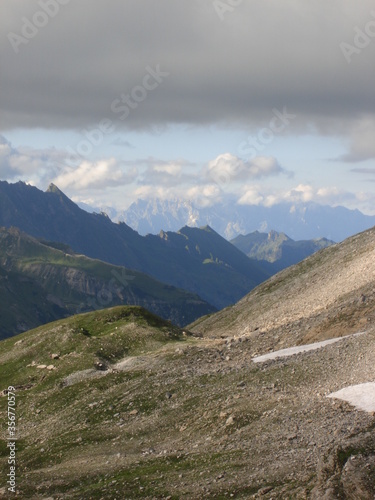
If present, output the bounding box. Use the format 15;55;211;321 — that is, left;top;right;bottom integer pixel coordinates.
46;183;63;194
119;197;375;242
45;183;79;209
200;225;214;232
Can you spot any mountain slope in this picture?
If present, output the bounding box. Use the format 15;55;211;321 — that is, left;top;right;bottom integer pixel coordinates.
190;226;375;348
0;306;374;497
120;197;375;241
0;227;215;339
231;229;334;272
141;225;270;308
0;181;269;309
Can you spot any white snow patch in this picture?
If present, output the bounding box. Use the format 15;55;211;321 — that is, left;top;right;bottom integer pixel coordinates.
327;382;375;412
252;331;366;363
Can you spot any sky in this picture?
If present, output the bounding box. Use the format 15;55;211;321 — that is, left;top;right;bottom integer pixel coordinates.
1;0;375;213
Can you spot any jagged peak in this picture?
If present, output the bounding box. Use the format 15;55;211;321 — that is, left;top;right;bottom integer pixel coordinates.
46;183;77;207
200;224;213;232
46;183;63;194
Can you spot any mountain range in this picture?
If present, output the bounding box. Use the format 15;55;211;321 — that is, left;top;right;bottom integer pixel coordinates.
231;229;333;273
0;181;270;312
0;181;346;342
1;225;374;497
0;226;215;339
88;197;375;241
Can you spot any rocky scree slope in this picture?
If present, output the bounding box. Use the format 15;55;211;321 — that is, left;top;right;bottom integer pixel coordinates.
191;225;375;350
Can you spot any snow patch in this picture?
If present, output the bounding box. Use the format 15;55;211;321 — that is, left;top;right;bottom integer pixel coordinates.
327;382;375;412
252;331;366;363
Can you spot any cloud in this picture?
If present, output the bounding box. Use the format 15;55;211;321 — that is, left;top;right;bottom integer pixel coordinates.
186;184;222;207
206;153;284;186
0;0;374;152
0;134;64;182
137;158;196;187
351;168;375;174
338;117;375;162
237;186;264;206
132;181;222;208
52;158;137;191
237;183;373;211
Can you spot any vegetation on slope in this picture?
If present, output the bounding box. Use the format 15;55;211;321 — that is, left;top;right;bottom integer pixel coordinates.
0;227;215;339
0;306;374;498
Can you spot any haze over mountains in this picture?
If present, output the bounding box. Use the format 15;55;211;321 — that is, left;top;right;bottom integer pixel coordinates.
0;181;270;314
85;197;375;242
231;230;333;273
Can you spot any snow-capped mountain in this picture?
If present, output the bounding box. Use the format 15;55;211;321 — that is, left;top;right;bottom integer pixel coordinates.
112;198;375;242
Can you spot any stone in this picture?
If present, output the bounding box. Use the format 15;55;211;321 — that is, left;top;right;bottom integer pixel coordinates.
225;416;235;426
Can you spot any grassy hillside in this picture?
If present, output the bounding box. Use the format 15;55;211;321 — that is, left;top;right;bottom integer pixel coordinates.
0;306;374;498
0;227;215;339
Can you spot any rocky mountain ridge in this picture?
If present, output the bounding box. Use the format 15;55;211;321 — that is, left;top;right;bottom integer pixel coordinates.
116;197;375;241
231;229;333;272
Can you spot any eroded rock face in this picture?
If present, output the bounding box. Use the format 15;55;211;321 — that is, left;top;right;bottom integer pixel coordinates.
341;453;375;499
313;435;375;499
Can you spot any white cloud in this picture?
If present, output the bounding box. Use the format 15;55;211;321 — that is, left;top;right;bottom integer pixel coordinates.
286;184;315;203
153;163;182;175
0;134;64;181
237;186;264;206
52;159;136;191
186;184;222;207
136;158;196;187
237;182;375;213
206;153;284;187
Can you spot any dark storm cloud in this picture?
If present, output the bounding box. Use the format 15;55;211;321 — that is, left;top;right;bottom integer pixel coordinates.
1;0;374;136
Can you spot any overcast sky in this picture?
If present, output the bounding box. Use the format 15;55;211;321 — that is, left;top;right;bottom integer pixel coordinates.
1;0;375;212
